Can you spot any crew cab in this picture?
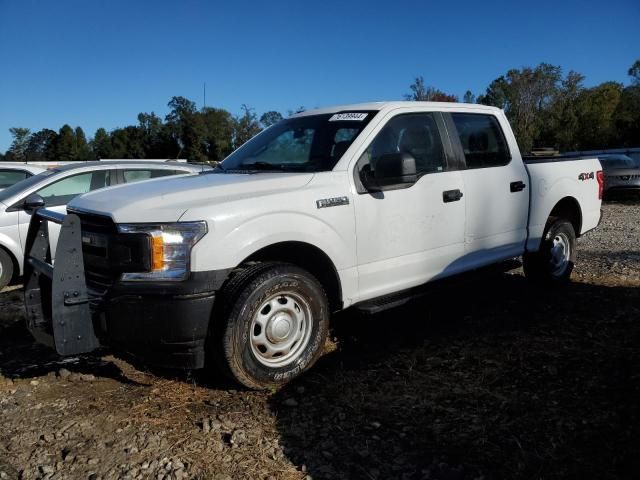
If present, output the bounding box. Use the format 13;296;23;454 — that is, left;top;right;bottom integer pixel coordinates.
23;102;603;389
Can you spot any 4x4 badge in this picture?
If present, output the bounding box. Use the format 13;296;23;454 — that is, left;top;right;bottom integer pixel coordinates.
316;196;349;209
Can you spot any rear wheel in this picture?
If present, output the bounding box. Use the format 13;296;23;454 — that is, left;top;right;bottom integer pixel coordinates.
523;219;576;284
0;248;14;290
215;262;330;389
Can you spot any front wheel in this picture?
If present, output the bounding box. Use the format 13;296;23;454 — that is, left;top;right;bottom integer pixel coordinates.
216;262;330;389
523;219;577;284
0;248;14;290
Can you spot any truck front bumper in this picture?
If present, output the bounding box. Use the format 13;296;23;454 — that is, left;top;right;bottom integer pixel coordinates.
95;290;216;369
23;208;227;370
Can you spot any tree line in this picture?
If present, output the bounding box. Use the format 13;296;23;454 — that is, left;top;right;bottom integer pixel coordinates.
406;59;640;153
2;60;639;162
0;97;290;163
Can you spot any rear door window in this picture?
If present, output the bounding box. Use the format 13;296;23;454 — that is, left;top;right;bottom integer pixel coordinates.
450;113;511;169
122;169;178;183
0;169;30;188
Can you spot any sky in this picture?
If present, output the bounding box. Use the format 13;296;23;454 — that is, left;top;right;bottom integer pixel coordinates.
0;0;638;152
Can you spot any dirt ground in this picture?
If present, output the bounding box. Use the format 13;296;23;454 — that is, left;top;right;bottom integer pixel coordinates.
1;200;639;480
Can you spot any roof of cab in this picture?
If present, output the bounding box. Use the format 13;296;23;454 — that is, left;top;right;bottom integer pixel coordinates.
292;101;503;117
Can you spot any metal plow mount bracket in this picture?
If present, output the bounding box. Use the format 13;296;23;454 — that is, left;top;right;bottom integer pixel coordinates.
24;209;100;356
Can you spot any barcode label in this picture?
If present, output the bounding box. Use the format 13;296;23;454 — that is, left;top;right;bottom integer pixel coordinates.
329;113;368;121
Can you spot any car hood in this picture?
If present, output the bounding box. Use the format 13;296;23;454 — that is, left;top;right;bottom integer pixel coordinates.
68;172;315;223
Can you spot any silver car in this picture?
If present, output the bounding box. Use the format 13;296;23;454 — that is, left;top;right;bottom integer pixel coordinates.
598;154;640;196
0;161;209;289
0;163;46;190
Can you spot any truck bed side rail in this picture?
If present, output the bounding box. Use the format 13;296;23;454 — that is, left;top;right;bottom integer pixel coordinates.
23;208;100;356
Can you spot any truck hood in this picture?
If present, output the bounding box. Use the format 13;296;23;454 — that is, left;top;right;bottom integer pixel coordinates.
68;172;314;223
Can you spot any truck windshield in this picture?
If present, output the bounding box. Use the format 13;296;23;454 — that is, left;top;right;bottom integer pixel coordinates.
219;111;377;172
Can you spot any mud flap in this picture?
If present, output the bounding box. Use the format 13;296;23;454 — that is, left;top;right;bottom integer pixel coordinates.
24;209;100;356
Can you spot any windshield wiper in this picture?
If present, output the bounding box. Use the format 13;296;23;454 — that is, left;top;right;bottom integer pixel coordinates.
237;162;286;171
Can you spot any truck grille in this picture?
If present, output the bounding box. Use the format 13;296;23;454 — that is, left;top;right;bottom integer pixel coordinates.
73;210;152;310
73;211;119;310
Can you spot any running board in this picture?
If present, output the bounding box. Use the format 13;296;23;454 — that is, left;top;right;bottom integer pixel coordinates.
355;288;427;314
354;259;522;315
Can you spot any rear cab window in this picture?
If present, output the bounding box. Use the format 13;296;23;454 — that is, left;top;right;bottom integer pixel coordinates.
450;113;511;169
122;169;178;183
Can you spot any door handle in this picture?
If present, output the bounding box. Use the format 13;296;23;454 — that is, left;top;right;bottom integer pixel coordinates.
510;181;526;192
443;189;463;203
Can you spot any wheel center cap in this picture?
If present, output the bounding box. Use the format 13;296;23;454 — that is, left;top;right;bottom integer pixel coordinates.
268;315;292;342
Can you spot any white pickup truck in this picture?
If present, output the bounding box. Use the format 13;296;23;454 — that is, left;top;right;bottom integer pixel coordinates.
23;102;603;389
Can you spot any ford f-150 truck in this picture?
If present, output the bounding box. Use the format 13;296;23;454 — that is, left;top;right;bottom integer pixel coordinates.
23;102;603;389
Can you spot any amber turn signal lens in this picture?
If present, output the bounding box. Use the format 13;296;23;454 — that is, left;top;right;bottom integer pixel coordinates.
150;235;164;271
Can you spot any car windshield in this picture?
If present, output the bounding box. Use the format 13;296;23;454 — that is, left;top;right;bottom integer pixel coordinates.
0;168;58;203
219;111;377;172
599;156;636;168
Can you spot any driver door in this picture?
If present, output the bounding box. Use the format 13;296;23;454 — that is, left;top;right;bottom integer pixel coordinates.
352;111;466;302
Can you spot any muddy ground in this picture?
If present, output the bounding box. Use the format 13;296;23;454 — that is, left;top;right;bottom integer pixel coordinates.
1;200;639;480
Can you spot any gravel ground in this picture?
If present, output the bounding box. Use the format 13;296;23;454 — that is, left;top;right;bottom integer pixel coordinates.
1;200;639;480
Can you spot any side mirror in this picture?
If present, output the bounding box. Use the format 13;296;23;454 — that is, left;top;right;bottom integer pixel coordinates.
360;152;418;192
23;193;45;210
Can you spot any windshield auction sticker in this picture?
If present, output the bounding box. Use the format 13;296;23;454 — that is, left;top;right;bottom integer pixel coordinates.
329;112;368;121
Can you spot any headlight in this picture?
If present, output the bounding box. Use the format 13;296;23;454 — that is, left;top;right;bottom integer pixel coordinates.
117;221;207;281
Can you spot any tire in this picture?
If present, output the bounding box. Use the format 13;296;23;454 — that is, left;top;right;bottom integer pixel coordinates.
0;248;14;290
523;218;576;284
215;262;330;389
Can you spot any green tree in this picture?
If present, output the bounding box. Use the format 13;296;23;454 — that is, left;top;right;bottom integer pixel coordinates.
539;71;585;150
405;76;458;102
138;112;172;158
201;107;235;161
628;59;640;86
260;111;283;128
233;105;261;148
613;61;640;147
165;96;206;160
25;128;57;162
7;127;31;162
478;63;562;152
74;127;91;160
91;128;114;159
53;125;76;161
573;82;624;149
463;90;476;104
110;126;146;158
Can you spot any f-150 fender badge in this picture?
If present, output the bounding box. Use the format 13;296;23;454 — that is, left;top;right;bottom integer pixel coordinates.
578;172;594;181
316;196;349;209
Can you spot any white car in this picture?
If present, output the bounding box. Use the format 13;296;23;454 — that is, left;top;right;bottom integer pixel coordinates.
0;161;208;288
0;163;46;190
24;102;603;389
